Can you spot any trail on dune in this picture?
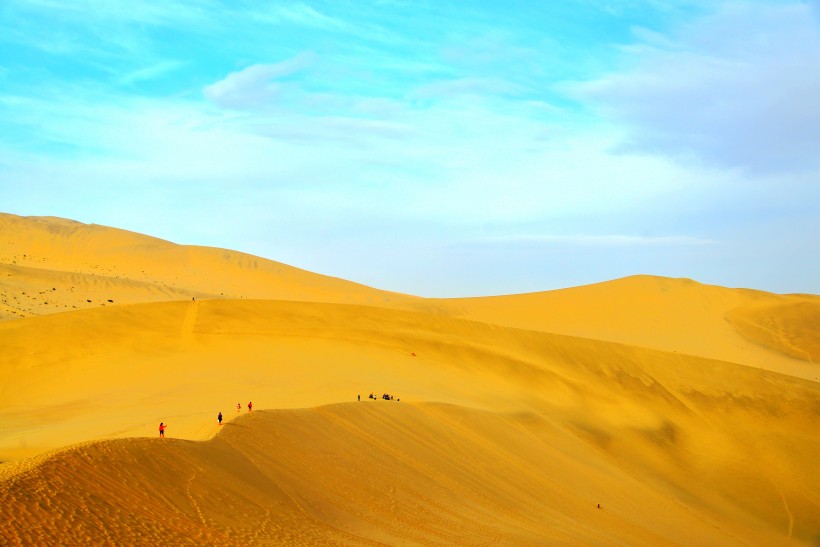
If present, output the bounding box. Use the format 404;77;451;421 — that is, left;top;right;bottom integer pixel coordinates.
771;479;795;543
180;299;199;344
186;471;206;526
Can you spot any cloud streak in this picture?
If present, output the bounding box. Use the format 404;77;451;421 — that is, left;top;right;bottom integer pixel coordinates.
571;2;820;174
475;234;718;246
203;53;317;109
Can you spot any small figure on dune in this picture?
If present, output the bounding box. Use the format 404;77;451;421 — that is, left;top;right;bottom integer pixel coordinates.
159;422;167;438
358;394;360;402
218;412;223;425
248;401;253;412
237;403;241;413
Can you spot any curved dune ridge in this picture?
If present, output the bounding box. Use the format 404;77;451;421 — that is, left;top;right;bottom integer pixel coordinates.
0;213;417;320
1;213;819;545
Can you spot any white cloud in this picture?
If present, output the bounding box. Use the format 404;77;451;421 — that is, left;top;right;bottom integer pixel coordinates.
571;2;820;174
203;53;316;109
6;0;217;28
475;234;717;246
410;77;528;100
263;3;349;30
116;60;185;85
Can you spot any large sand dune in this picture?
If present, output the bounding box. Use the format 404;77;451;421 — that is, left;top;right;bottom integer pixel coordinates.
2;403;793;546
433;275;820;381
0;213;416;320
1;213;818;545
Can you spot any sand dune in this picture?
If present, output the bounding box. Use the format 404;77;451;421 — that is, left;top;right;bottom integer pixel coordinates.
1;402;785;546
0;401;812;545
434;275;820;381
1;214;818;545
0;213;416;320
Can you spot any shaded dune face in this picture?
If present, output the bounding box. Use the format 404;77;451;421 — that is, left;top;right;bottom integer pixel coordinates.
1;213;819;545
726;301;820;362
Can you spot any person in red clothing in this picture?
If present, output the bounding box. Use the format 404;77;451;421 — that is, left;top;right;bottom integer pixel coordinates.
248;401;253;412
159;422;167;437
236;402;241;413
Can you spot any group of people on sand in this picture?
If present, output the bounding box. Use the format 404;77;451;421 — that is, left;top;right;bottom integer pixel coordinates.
362;392;398;401
159;401;253;437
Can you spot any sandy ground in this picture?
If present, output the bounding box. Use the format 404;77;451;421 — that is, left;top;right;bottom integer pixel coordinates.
1;212;818;545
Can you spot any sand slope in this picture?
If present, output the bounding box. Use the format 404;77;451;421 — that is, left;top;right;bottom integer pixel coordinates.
1;298;817;544
0;213;415;320
1;214;819;545
434;275;820;381
0;403;804;546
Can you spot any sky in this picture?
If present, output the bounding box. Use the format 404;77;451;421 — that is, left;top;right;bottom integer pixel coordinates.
1;0;818;297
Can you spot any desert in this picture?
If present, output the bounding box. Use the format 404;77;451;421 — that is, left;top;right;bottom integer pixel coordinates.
0;212;818;545
2;0;819;543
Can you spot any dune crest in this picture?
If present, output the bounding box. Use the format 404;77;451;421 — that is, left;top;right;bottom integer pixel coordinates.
434;275;820;380
0;212;415;320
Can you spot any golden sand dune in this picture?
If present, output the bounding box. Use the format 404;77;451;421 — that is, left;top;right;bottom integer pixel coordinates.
435;275;820;381
0;403;810;546
0;213;415;320
727;300;820;363
1;214;819;545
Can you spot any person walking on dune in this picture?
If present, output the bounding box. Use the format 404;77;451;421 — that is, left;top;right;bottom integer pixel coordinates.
236;403;241;413
218;412;223;425
159;422;167;438
248;401;253;412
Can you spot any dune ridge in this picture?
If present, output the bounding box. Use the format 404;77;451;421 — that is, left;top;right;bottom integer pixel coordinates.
1;213;819;545
433;275;820;381
0;213;416;320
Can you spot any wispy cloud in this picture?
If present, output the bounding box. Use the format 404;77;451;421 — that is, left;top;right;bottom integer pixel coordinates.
252;3;350;30
475;234;718;246
203;53;316;109
116;61;186;86
410;77;529;100
570;3;820;174
5;0;218;28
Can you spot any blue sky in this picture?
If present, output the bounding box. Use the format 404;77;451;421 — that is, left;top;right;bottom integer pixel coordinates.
1;0;818;296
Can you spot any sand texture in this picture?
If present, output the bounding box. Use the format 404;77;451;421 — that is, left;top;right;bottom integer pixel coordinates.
1;212;818;545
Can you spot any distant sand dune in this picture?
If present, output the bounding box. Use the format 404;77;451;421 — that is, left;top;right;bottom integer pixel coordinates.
1;213;818;545
727;301;820;363
434;275;820;381
0;213;417;320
